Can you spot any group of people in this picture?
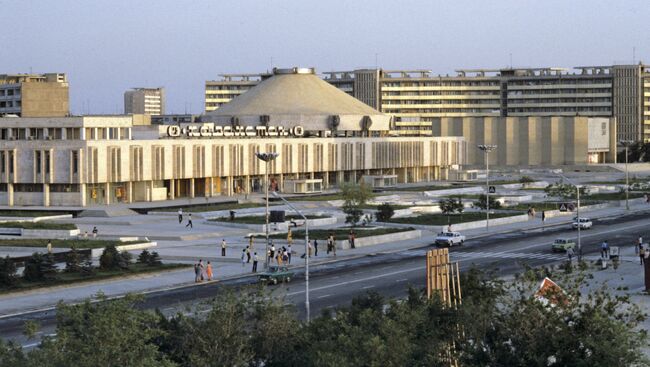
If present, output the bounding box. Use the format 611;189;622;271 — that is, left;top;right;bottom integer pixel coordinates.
193;259;213;282
178;208;193;229
267;242;292;266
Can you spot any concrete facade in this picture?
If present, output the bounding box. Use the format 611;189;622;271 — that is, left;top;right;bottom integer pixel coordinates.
124;88;165;115
0;73;69;117
430;116;616;166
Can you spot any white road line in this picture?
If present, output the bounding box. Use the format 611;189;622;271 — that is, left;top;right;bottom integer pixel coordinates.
285;266;422;296
395;279;408;282
362;285;375;289
317;294;331;299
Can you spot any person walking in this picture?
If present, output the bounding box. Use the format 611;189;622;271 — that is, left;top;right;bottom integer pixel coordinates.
314;239;318;256
246;247;251;263
241;249;246;268
92;226;98;238
221;239;227;256
349;230;356;249
330;235;337;257
194;262;201;283
277;250;284;266
252;252;259;272
178;208;183;224
249;235;254;251
206;261;213;281
287;244;292;264
566;247;574;263
601;240;609;259
637;235;643;255
327;233;333;255
270;244;276;264
185;213;193;229
640;245;645;265
287;228;293;245
198;259;204;281
46;239;53;254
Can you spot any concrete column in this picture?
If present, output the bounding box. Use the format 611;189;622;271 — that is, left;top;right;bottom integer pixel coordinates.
7;183;14;206
80;183;87;207
323;173;329;189
189;178;195;198
127;181;133;203
148;181;154;201
169;180;175;200
337;171;344;185
43;184;50;207
227;176;233;196
105;182;110;205
207;177;213;197
244;176;250;194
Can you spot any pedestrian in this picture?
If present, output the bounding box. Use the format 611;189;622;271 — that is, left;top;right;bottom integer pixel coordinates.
246;247;251;263
287;228;293;245
637;235;643;255
327;233;334;255
277;250;283;266
314;239;318;256
194;262;200;282
640;245;645;265
92;226;98;238
206;261;213;281
249;235;254;251
601;240;609;258
252;252;259;272
221;239;227;256
331;235;337;257
349;230;356;249
308;240;313;257
46;239;53;254
185;213;193;229
198;259;204;281
447;224;452;232
287;243;292;264
282;248;289;264
178;208;183;224
566;247;574;263
241;249;246;267
270;244;276;263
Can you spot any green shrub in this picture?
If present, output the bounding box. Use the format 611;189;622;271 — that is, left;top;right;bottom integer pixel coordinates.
23;253;58;282
0;256;18;286
148;251;162;266
65;246;82;273
374;203;395;222
137;249;151;265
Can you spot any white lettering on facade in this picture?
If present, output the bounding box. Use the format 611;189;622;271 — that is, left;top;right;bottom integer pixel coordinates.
165;124;306;138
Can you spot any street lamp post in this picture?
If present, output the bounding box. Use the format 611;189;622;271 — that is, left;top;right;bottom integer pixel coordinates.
619;140;634;211
255;152;279;270
557;173;582;262
477;145;497;231
272;191;310;322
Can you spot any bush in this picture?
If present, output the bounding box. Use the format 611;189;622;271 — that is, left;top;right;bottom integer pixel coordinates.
519;176;534;184
65;246;82;273
148;252;162;266
23;253;58;282
100;245;131;270
375;203;395;222
473;194;502;210
137;249;151;265
0;256;18;287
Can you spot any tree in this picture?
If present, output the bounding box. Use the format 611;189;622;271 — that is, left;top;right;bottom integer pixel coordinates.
100;245;131;270
473;194;502;210
0;256;18;287
375;202;395;222
23;253;57;282
340;182;372;227
65;246;82;273
544;183;588;199
617;142;650;162
137;249;152;265
148;252;162;266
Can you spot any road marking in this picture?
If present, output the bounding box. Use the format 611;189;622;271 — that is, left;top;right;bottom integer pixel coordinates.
286;266;422;296
396;279;408;282
362;285;375;289
451;251;564;261
317;294;331;299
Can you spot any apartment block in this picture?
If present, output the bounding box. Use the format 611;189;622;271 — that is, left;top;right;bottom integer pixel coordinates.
0;73;69;117
204;64;650;142
124;88;165;115
204;74;268;112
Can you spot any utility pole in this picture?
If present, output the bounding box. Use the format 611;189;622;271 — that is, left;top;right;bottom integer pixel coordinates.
255;152;279;269
478;145;497;231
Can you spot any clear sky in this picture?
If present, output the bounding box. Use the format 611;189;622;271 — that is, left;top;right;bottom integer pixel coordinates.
2;0;648;115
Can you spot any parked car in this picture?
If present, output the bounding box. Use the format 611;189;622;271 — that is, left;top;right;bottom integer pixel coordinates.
552;238;576;253
258;266;294;285
572;217;593;230
435;231;465;247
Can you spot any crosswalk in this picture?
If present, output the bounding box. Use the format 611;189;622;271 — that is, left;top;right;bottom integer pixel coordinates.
397;249;566;262
451;251;565;261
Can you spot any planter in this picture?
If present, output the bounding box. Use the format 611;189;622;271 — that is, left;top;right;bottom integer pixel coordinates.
335;229;422;250
90;242;157;258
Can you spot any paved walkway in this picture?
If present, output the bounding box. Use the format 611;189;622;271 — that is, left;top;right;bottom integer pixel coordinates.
0;198;648;317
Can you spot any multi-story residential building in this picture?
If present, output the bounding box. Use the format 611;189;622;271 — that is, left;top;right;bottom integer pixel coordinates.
0;73;69;117
204;74;269;112
206;64;650;142
124;88;165;115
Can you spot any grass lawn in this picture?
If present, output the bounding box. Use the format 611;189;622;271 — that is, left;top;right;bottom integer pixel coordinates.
0;210;67;217
0;263;189;294
384;212;523;226
0;239;146;249
386;185;470;192
211;214;329;224
286;193;377;202
582;192;645;201
359;203;413;210
506;202;566;211
0;221;76;230
260;226;415;240
155;202;274;213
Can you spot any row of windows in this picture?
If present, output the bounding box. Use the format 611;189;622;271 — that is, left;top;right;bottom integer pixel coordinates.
383;100;500;105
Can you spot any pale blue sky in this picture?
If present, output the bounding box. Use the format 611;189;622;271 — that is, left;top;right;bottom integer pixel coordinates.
1;0;648;114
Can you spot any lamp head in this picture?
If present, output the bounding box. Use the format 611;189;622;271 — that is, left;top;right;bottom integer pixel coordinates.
255;152;279;162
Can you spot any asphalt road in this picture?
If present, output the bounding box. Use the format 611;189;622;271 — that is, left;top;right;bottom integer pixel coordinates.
3;209;650;348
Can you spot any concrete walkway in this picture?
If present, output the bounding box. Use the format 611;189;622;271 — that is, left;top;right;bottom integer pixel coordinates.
0;198;648;317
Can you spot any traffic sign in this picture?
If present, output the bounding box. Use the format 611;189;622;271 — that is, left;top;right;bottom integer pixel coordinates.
488;186;496;194
559;203;568;212
567;203;576;211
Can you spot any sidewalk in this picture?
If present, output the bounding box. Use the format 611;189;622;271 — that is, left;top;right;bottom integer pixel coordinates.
0;198;648;317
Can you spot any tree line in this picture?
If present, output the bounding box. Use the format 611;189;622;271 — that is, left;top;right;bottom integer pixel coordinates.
0;267;646;367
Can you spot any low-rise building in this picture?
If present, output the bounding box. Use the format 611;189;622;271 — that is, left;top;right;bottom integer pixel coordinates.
0;73;69;117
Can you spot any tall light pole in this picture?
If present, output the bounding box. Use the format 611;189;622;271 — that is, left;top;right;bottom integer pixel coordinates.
619;140;634;211
557;173;582;262
477;144;497;231
272;191;310;322
255;152;279;270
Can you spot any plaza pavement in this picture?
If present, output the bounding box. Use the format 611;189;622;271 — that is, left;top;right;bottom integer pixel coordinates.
0;197;649;317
